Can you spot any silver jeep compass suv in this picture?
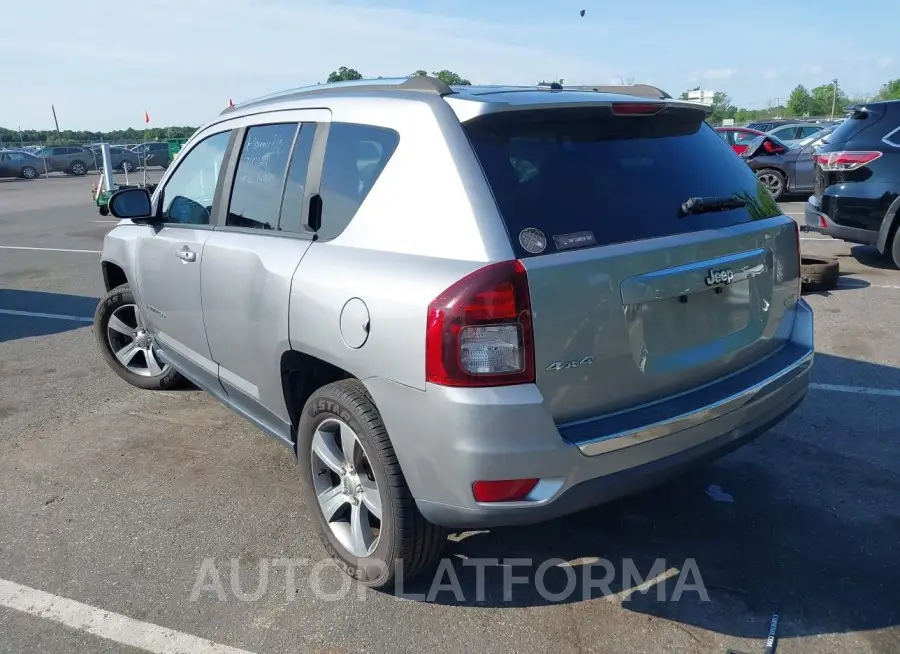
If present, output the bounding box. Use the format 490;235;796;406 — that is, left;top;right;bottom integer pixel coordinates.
95;76;814;588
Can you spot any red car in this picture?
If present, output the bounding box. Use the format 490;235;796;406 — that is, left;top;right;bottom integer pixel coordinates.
715;127;767;155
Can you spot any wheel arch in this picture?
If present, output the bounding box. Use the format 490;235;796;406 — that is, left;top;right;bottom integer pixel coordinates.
280;349;356;447
101;260;128;292
875;194;900;254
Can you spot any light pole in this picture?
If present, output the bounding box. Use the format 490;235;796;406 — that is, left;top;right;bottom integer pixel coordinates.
830;78;839;120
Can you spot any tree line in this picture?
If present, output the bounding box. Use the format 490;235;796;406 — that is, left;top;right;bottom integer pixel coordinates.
683;78;900;125
4;69;899;144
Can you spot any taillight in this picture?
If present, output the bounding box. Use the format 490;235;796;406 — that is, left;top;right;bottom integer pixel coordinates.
813;151;882;172
425;260;535;387
610;102;663;116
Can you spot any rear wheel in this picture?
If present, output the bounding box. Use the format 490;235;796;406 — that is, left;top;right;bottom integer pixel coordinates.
120;160;135;173
20;166;37;179
93;284;184;390
296;379;445;589
756;168;785;200
70;160;87;176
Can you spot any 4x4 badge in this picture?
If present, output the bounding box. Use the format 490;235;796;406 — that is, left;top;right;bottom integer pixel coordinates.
705;268;735;286
546;356;595;372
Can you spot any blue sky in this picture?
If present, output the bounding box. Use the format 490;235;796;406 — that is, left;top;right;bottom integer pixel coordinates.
3;0;897;130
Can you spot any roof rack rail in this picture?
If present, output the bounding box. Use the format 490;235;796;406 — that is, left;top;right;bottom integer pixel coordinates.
221;75;455;115
565;83;672;99
536;81;564;90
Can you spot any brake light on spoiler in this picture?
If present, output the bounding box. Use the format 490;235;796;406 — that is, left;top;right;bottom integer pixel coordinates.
610;102;665;116
813;151;882;172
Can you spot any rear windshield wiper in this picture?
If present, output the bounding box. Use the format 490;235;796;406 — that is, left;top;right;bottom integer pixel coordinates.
679;196;747;217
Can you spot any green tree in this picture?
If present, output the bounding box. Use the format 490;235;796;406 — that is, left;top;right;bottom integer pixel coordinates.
875;78;900;101
810;82;848;117
786;84;813;117
708;91;734;124
431;70;471;85
410;69;471;85
327;66;363;83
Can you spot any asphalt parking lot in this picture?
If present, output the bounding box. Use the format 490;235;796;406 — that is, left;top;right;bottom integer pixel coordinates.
1;176;899;654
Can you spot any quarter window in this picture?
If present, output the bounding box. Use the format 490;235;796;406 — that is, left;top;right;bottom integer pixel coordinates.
159;130;231;225
227;123;297;230
317;123;399;240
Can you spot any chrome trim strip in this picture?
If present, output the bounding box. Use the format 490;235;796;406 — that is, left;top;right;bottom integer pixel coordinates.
882;126;900;149
577;349;814;456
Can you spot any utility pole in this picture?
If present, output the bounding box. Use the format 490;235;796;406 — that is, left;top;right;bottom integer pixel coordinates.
774;97;781;118
51;104;62;141
830;78;839;120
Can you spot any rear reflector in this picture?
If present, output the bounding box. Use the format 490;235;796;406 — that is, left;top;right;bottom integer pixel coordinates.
813;151;882;172
472;479;539;503
610;102;663;116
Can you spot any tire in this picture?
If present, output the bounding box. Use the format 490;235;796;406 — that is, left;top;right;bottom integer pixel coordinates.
120;160;135;173
70;160;87;176
21;166;38;180
297;379;445;590
756;168;786;200
800;255;840;292
93;283;184;390
890;227;900;270
99;205;110;216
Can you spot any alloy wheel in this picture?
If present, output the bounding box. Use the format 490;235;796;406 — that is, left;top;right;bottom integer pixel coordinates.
105;303;168;377
758;172;783;197
310;418;382;558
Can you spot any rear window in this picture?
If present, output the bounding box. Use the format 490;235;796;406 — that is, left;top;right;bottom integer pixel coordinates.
826;104;897;146
464;107;779;256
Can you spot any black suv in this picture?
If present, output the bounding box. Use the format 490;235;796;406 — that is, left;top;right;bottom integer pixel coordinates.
805;100;900;267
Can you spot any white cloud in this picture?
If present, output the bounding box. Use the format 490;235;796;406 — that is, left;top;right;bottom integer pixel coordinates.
877;57;892;69
808;65;824;75
762;70;779;80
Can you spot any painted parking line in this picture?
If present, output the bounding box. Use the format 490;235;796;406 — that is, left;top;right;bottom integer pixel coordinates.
0;245;101;254
809;383;900;398
0;309;93;323
0;578;256;654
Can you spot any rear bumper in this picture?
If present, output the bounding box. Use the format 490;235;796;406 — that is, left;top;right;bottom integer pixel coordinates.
365;301;814;530
804;196;878;245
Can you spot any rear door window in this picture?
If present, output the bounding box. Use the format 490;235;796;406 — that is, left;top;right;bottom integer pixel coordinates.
464;106;778;257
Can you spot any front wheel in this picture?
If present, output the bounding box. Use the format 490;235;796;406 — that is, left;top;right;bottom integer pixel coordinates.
93;284;184;390
21;166;38;179
756;168;786;200
70;160;87;176
296;380;445;589
890;228;900;270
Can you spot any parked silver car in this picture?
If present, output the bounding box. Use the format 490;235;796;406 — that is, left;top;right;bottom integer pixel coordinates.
94;76;814;588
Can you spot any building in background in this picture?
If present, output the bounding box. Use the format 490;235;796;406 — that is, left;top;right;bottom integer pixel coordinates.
687;88;716;104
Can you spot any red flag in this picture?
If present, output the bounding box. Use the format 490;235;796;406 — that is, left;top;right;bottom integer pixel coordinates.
228;98;234;108
144;110;150;124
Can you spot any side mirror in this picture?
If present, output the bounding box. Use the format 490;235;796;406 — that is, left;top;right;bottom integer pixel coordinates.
108;187;153;220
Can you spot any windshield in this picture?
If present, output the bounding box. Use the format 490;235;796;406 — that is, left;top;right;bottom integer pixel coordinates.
795;124;836;149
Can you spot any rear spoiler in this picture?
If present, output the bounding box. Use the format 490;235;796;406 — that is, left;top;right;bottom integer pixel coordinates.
565;84;672;99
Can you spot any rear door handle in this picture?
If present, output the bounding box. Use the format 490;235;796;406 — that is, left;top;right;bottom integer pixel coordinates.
176;248;197;263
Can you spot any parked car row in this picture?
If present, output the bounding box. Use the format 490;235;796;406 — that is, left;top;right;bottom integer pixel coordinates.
0;141;174;180
719;101;900;268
